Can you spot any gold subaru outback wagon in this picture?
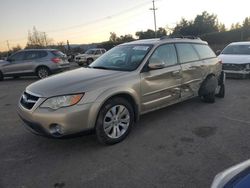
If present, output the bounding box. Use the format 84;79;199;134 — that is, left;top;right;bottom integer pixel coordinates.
18;37;225;145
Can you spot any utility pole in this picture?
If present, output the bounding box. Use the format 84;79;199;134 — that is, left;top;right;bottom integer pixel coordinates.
150;0;157;38
6;40;10;51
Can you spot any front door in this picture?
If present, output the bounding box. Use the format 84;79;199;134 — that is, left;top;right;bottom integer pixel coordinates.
140;44;182;113
2;51;25;75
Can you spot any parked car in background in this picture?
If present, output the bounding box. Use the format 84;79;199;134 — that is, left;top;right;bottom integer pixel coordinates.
18;37;225;145
211;159;250;188
0;49;70;80
219;42;250;78
75;48;106;66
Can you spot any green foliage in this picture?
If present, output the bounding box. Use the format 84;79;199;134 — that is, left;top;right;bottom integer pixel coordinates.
172;11;219;36
201;28;250;45
136;27;167;39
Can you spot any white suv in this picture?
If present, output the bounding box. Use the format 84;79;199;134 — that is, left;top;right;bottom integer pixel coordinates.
75;48;106;66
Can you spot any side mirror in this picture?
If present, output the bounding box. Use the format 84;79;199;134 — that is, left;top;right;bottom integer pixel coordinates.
216;50;222;56
148;58;165;70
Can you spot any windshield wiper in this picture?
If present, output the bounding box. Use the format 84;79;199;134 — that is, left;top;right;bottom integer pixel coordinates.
91;66;109;70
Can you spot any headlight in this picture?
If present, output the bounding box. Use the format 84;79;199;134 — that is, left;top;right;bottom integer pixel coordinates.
40;94;84;110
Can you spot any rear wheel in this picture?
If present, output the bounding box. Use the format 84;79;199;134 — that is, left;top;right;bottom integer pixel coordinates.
95;97;134;145
216;84;225;98
199;75;217;103
37;67;50;79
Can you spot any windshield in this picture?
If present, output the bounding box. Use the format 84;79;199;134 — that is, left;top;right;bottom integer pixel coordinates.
222;45;250;55
85;49;95;55
89;44;152;71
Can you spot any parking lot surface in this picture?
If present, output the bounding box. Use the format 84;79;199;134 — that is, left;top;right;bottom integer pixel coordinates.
0;75;250;188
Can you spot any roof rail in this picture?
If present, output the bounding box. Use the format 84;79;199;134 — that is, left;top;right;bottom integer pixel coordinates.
160;35;201;40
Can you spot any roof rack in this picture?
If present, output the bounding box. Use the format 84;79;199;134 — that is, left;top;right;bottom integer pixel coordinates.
160;35;201;40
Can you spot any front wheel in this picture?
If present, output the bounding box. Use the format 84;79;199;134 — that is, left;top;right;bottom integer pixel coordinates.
37;67;50;79
95;98;134;145
87;58;93;65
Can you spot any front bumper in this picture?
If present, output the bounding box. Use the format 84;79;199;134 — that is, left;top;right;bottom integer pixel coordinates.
223;70;250;78
18;100;98;137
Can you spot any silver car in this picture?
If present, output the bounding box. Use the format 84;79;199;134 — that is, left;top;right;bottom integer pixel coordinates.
75;48;106;66
0;49;70;80
18;37;225;145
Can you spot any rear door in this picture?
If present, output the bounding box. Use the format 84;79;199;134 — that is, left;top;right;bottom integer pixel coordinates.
140;44;182;113
175;43;204;99
22;51;47;73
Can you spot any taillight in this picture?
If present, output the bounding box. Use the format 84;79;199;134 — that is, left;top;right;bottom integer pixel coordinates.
51;57;61;63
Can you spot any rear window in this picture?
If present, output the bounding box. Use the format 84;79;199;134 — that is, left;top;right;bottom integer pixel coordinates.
222;45;250;55
193;44;216;59
51;50;65;57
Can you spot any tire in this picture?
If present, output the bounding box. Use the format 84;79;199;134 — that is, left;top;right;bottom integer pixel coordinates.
36;67;50;79
78;62;83;66
87;58;93;65
95;97;134;145
0;71;4;81
215;84;225;98
203;92;215;103
199;75;217;103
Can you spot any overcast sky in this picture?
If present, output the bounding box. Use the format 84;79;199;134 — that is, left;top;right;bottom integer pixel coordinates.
0;0;249;51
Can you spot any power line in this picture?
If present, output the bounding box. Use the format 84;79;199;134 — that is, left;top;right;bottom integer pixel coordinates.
45;1;152;34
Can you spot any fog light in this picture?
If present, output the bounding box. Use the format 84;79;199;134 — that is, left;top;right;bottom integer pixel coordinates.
49;124;63;136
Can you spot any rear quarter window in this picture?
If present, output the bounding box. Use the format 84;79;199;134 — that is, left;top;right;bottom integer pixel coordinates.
193;44;216;59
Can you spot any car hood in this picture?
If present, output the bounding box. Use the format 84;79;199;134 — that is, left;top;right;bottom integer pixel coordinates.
26;68;128;97
219;54;250;64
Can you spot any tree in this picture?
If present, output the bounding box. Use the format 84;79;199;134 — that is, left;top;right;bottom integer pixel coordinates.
117;34;134;43
109;32;118;43
218;23;226;32
11;44;22;53
243;17;250;29
156;27;167;37
172;18;193;36
26;26;53;49
172;12;219;36
136;28;167;39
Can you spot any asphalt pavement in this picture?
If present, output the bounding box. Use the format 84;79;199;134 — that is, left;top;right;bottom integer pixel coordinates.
0;74;250;188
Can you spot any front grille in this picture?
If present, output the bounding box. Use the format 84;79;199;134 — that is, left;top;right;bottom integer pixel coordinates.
20;92;39;110
222;63;246;71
